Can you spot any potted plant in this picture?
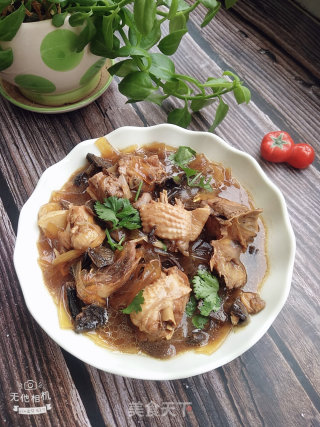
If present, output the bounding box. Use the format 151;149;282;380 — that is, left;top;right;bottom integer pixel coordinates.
0;0;250;128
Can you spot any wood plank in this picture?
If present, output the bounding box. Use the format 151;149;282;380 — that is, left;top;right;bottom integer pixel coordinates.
88;368;200;426
186;5;320;145
0;4;320;425
133;28;320;398
0;82;144;209
0;200;91;427
87;330;320;427
1;57;320;427
232;0;320;78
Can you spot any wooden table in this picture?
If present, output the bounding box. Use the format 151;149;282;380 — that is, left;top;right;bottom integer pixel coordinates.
1;0;319;425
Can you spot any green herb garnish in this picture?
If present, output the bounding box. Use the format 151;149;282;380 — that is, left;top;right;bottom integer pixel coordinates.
95;197;141;231
161;242;168;251
191;314;209;330
105;229;125;252
186;269;221;329
134;180;143;202
170;146;196;165
95;197;141;251
192;269;221;316
122;290;145;314
185;294;197;317
171;147;213;191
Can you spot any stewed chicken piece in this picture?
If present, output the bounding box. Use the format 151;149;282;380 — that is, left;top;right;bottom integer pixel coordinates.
38;204;105;251
210;238;247;289
75;242;142;305
205;196;262;250
207;197;262;288
58;205;106;251
240;292;265;314
139;190;210;255
118;154;166;188
130;267;191;340
87;171;132;201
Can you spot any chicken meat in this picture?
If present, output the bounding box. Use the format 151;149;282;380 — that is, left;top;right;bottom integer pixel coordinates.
118;154;166;188
58;205;106;251
87;171;132;201
75;242;142;305
210;238;247;289
240;292;265;314
205;196;262;250
130;267;191;340
139;191;210;255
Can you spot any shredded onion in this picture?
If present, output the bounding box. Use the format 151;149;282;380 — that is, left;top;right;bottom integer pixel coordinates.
120;144;139;154
52;249;83;265
95;137;119;160
58;285;73;329
119;174;132;199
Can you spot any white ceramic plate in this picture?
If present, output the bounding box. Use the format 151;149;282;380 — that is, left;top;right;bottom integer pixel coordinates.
14;124;295;380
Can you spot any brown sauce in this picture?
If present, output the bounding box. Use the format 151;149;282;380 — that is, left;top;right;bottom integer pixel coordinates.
37;141;268;359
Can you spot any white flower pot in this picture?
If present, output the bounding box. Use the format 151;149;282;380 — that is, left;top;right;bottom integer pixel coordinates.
0;17;107;106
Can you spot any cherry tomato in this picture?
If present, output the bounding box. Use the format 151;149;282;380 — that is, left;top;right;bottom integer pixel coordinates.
261;131;294;163
287;143;315;169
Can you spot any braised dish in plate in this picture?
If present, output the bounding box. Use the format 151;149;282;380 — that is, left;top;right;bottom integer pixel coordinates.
37;137;267;359
14;124;295;379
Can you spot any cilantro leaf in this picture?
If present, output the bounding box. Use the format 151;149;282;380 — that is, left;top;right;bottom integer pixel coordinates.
182;166;213;191
192;314;208;329
200;293;220;316
170;146;213;192
134;180;143;202
116;198;141;229
181;165;198;178
94;201;119;227
185;294;197;317
105;229;125;251
104;196;123;213
198;176;213;191
171;146;196;165
192;270;221;316
122;290;144;314
94;196;141;230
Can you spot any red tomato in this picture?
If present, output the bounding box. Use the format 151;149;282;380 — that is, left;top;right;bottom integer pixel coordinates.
287;143;315;169
261;131;294;163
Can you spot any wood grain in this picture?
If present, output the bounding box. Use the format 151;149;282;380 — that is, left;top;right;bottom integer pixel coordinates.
0;200;91;426
187;2;320;144
232;0;320;78
0;0;320;425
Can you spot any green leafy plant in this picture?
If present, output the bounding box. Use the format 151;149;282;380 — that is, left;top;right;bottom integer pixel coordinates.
192;269;221;315
0;0;250;129
185;294;197;317
122;290;145;314
186;269;221;329
170;145;213;191
94;196;141;250
105;229;126;251
95;196;141;230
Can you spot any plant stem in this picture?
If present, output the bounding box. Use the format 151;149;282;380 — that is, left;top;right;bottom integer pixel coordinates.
156;10;167;17
185;0;201;14
67;0;131;12
118;27;130;46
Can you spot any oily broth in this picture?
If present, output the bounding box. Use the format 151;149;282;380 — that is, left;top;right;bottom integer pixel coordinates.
37;142;268;359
